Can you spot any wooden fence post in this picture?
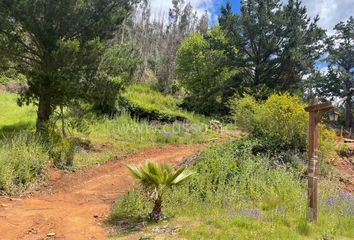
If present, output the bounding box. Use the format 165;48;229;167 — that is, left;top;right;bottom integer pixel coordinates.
305;102;334;222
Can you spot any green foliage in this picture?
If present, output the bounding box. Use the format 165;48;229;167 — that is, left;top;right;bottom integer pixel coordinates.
88;44;142;114
100;44;142;82
121;84;205;123
126;161;194;221
176;27;237;115
0;134;47;195
86;74;125;115
126;162;194;191
337;144;351;157
0;93;36;136
44;128;76;169
0;93;213;172
110;139;354;239
0;68;26;84
316;17;354;128
0;0;135;132
0;75;9;84
109;188;152;222
318;125;337;162
219;0;325;97
230;93;336;158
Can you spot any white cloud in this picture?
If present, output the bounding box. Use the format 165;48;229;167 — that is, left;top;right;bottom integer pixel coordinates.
283;0;354;34
150;0;354;33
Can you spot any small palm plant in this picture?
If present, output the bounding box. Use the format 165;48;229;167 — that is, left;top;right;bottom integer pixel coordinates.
126;161;194;221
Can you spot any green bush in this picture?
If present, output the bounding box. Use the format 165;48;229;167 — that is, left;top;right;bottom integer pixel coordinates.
0;69;26;84
111;139;304;220
48;137;76;169
121;84;204;123
0;134;48;195
99;44;141;82
42;122;77;169
230;93;336;158
87;74;125;115
176;28;237;115
0;75;10;84
337;144;351;157
110;188;152;223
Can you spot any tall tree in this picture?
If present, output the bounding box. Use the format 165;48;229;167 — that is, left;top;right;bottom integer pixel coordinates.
120;0;205;92
317;17;354;127
219;0;325;99
176;27;237;114
0;0;135;133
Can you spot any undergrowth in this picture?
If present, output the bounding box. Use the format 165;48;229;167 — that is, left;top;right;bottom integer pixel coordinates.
74;112;213;168
121;84;205;123
109;139;354;239
0;134;48;195
0;93;214;193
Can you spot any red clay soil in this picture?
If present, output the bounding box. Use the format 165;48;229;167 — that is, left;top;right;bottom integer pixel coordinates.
0;144;203;240
335;156;354;192
333;137;354;192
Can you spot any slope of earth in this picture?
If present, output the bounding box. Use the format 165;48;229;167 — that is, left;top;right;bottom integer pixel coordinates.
0;144;203;240
334;138;354;192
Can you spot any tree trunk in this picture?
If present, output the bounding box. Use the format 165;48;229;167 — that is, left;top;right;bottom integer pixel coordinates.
60;105;66;137
345;99;353;128
149;197;163;222
36;96;52;134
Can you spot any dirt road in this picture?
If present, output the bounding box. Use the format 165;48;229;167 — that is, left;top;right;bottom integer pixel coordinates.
0;144;202;240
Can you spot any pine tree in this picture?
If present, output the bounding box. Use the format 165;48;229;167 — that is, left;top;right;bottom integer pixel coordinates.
0;0;135;133
219;0;325;99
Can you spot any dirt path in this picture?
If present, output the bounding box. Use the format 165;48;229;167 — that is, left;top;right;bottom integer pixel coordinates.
0;144;203;240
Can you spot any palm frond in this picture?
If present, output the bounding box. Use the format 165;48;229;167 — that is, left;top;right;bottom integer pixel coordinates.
141;167;161;187
172;170;195;185
166;166;185;185
125;164;143;179
126;161;195;192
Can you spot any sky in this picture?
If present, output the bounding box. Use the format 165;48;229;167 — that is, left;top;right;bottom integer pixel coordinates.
150;0;353;33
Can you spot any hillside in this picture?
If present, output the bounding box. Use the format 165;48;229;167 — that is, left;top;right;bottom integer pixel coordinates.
0;0;353;239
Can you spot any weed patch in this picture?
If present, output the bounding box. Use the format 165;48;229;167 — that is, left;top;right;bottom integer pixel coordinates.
110;139;354;239
0;134;48;195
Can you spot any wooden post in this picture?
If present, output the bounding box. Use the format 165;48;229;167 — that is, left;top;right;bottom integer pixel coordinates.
305;102;334;222
341;126;343;138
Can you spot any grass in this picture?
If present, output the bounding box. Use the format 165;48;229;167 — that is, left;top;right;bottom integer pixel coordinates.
0;93;47;195
73;112;214;168
0;92;215;193
0;93;36;137
122;84;207;123
109;139;354;240
0;134;48;195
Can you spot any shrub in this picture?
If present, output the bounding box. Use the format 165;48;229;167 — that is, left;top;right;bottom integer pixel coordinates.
230;93;336;159
42;120;77;169
0;75;9;84
337;144;351;157
48;137;76;169
176;27;237;115
87;74;125;115
110;139;354;239
0;134;48;195
99;44;142;83
111;139;304;220
109;188;152;223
